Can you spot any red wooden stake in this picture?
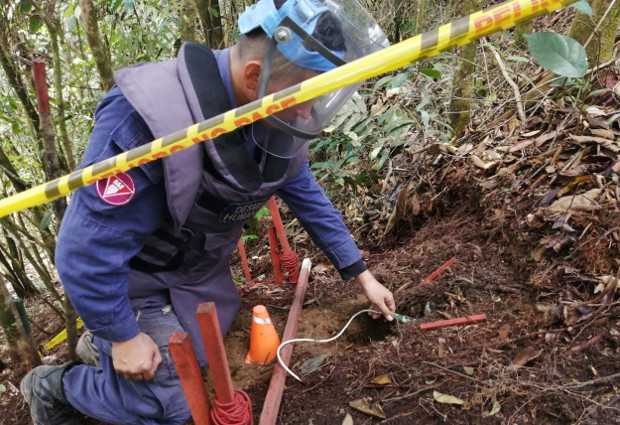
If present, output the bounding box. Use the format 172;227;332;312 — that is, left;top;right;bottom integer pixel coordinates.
168;332;211;425
421;257;457;285
419;314;487;331
267;225;284;285
236;239;253;285
196;303;235;404
267;197;292;253
396;257;458;294
259;258;312;425
267;197;299;283
32;60;50;114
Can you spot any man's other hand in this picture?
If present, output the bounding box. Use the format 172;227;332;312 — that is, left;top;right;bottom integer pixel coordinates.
356;270;396;321
111;332;162;381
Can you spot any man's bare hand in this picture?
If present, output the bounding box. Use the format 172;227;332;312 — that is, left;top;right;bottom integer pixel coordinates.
356;270;396;321
111;332;162;381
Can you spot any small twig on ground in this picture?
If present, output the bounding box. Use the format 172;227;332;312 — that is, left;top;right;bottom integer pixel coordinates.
377;409;418;424
382;383;441;403
485;41;526;124
422;361;482;383
569;333;604;353
565;372;620;390
300;365;336;394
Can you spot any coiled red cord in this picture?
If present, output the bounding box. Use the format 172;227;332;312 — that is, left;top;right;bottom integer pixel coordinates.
280;249;299;283
210;389;253;425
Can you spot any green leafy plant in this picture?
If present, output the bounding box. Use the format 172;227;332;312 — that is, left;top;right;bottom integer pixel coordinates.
525;32;588;78
571;0;593;16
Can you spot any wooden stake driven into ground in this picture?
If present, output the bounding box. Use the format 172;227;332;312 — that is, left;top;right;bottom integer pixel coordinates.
197;302;253;425
169;332;211;425
197;303;236;404
259;258;312;425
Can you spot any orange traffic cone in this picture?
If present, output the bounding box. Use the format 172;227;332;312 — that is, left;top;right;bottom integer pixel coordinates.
245;305;280;365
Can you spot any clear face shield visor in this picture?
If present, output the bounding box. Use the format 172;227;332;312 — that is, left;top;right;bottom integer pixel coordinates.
239;0;389;158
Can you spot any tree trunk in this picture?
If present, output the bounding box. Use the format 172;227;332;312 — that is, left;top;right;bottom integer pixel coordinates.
0;31;41;148
449;0;480;137
79;0;114;91
414;0;431;33
0;278;40;371
194;0;224;48
0;231;37;298
32;59;66;221
47;16;76;170
0;39;59;259
0;284;20;368
31;59;77;358
63;297;78;360
179;0;199;42
569;0;620;65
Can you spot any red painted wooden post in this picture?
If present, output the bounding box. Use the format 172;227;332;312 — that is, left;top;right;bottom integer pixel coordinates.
236;239;253;285
259;258;312;425
267;197;292;253
419;314;487;331
267;225;284;285
168;332;211;425
196;303;235;404
32;60;50;114
421;257;457;285
267;197;299;283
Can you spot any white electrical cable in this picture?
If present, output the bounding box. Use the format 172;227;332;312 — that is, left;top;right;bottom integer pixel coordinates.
276;308;380;383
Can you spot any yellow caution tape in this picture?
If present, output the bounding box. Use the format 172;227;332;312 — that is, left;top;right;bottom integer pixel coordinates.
0;0;576;217
44;317;84;351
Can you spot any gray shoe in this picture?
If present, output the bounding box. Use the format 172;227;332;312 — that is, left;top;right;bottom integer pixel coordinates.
20;364;82;425
76;331;100;367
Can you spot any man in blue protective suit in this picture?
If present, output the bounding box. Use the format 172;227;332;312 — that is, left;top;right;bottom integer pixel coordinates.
20;0;396;424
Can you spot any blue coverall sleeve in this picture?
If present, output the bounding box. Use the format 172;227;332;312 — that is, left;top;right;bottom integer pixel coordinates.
55;88;166;342
276;163;367;280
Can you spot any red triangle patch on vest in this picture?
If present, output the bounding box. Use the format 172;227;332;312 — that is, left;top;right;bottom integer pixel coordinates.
96;173;135;206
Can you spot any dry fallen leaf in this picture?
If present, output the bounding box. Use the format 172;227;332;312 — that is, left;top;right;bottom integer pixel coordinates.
510;346;543;370
590;128;616;139
509;139;535;153
463;367;475;376
569;134;620;152
585;105;608;117
547;189;602;213
534;130;559;147
595;275;620;293
498;324;510;340
312;264;330;274
470;155;497;170
371;374;393;385
342;413;353;425
456;143;474;156
482;400;502;417
433;390;465;406
298;354;330;377
349;399;386;419
521;130;541;138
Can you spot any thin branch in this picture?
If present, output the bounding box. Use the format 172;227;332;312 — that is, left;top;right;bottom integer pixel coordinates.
584;0;620;49
485;41;526;124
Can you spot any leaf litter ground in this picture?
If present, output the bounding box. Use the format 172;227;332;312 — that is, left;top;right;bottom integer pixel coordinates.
1;181;619;424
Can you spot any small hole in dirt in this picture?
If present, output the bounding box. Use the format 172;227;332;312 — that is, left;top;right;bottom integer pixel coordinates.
346;314;398;344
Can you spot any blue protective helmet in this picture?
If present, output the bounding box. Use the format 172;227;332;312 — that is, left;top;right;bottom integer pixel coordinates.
239;0;347;72
238;0;389;151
